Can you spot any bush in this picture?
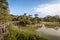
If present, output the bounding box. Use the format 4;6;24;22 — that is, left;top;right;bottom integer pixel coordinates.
4;24;18;40
4;24;48;40
16;29;48;40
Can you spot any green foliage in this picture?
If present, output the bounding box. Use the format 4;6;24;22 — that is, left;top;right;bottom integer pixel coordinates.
41;22;60;27
43;15;60;22
0;13;10;22
4;24;18;40
4;24;48;40
16;29;48;40
0;0;10;22
34;14;38;18
17;13;32;26
10;14;60;26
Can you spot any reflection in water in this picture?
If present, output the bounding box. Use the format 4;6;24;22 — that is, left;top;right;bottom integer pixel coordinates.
36;24;60;40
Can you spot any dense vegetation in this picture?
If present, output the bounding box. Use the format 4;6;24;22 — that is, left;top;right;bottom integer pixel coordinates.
0;0;9;22
10;13;60;22
0;0;60;40
9;13;60;27
4;24;48;40
0;12;60;40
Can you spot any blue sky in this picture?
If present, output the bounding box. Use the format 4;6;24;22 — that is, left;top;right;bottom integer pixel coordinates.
8;0;60;17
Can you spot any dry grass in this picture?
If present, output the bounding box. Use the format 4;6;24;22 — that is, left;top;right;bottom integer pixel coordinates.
41;22;60;28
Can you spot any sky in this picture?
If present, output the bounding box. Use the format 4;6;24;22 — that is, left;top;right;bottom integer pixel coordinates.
8;0;60;17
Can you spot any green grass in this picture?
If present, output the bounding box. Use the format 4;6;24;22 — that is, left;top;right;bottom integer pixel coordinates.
19;25;39;31
4;24;48;40
41;22;60;28
4;22;60;40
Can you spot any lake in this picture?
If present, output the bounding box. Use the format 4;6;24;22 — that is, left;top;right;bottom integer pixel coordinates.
36;24;60;40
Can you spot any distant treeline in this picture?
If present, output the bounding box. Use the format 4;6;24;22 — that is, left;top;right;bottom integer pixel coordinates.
10;13;60;22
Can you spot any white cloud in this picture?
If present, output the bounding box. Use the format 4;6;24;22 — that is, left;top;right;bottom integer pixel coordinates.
35;3;60;17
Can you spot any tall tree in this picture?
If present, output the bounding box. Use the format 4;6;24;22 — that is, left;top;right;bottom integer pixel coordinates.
0;0;9;22
34;14;38;18
0;0;10;33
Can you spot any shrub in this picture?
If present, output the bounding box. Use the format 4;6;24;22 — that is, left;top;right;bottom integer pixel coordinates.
4;24;48;40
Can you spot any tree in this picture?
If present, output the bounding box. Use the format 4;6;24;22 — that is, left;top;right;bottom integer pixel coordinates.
18;13;32;26
43;15;60;22
0;0;10;33
34;14;38;18
33;14;40;24
23;13;27;16
0;0;10;22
